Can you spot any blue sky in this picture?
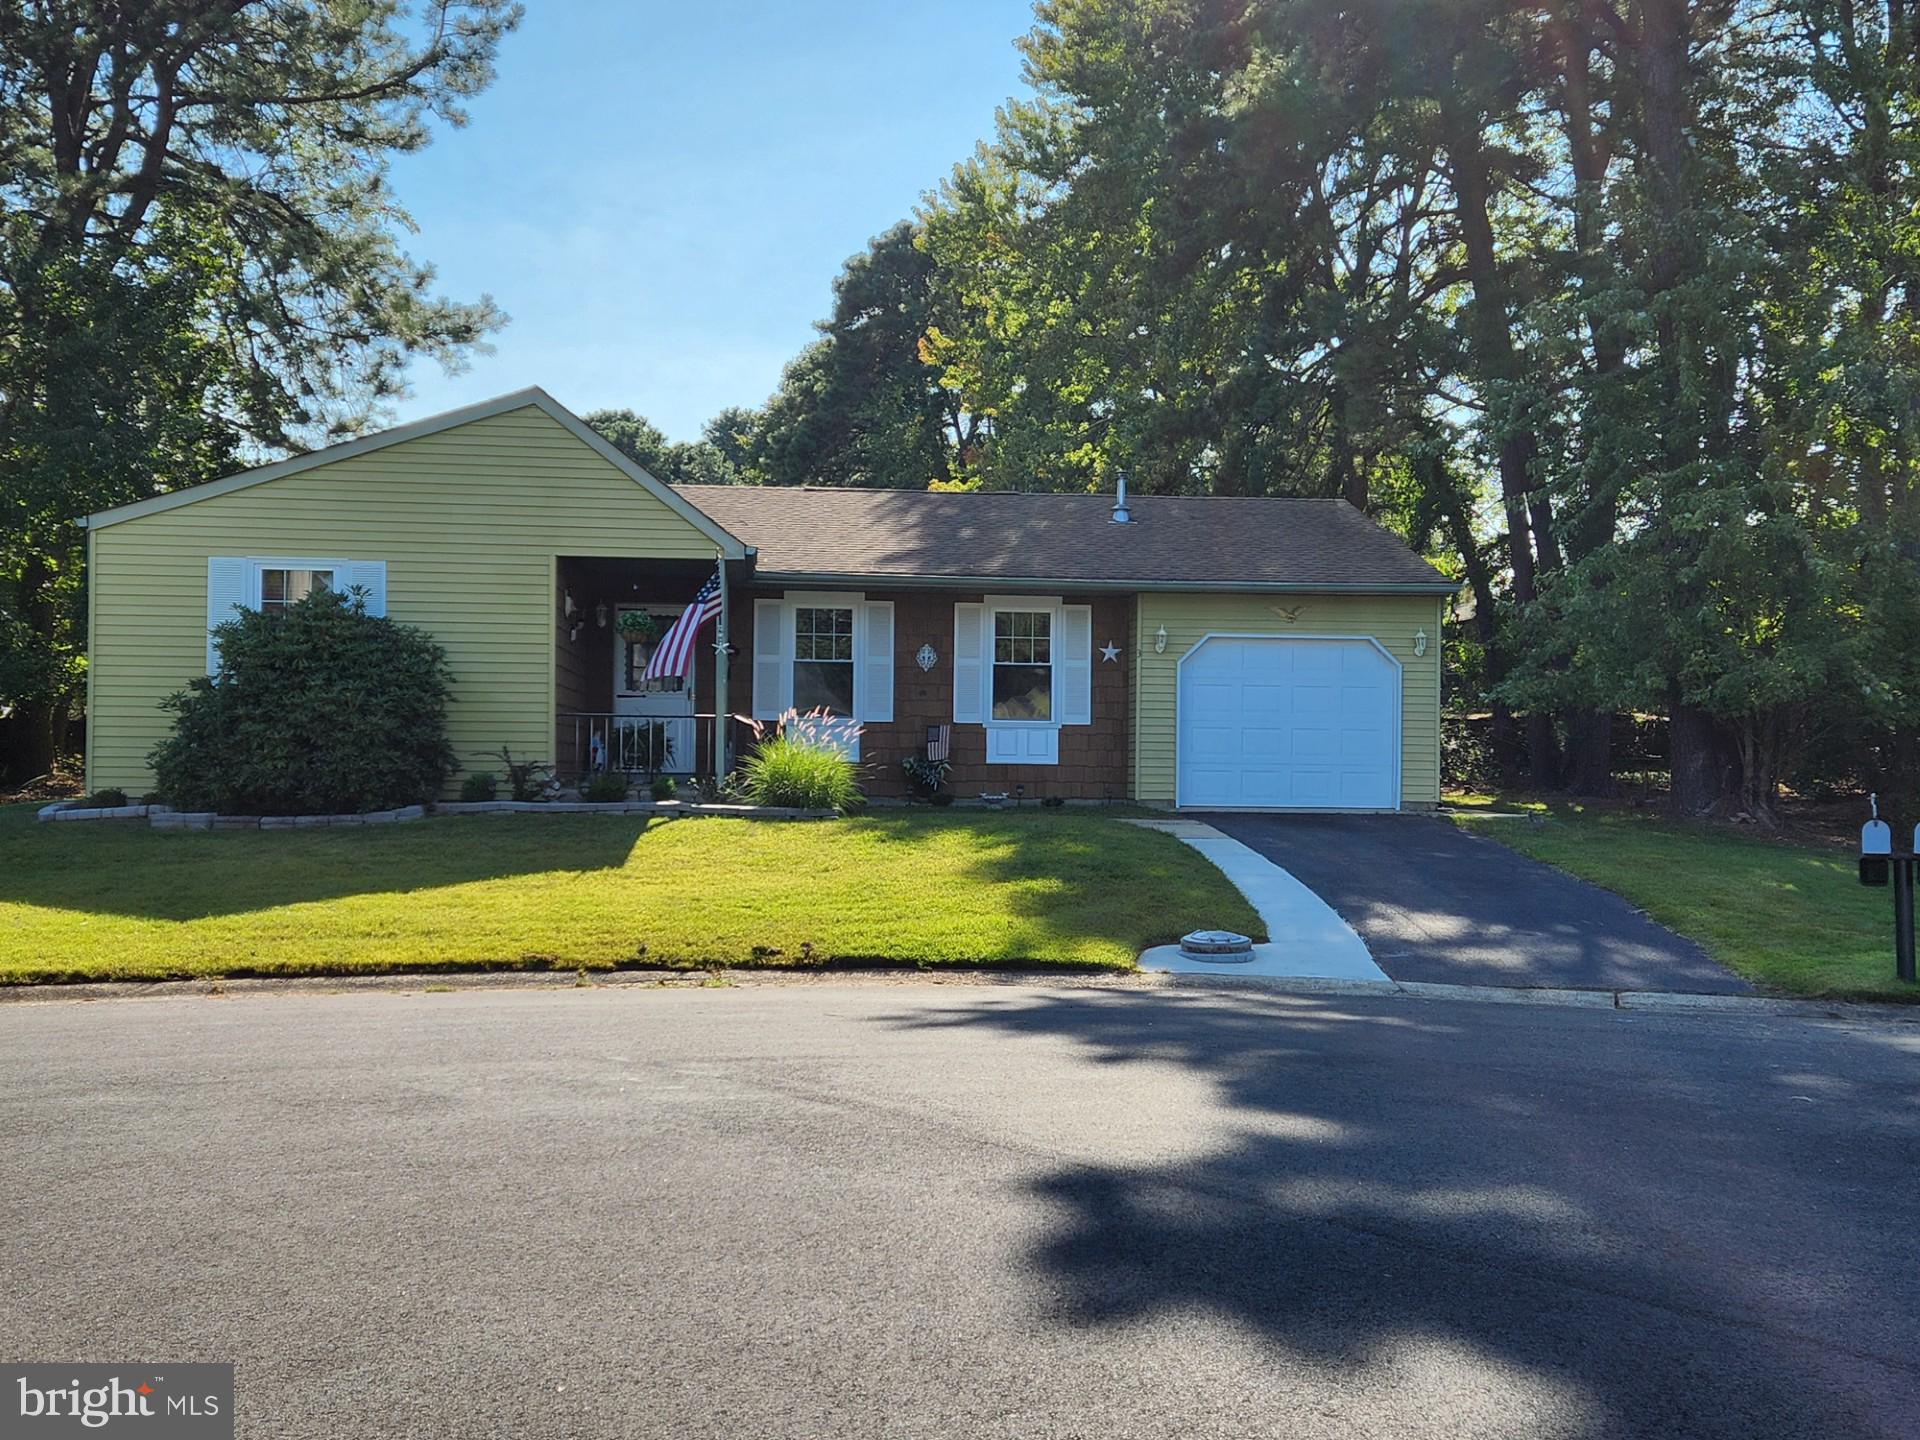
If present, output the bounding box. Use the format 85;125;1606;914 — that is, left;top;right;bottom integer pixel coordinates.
388;1;1038;442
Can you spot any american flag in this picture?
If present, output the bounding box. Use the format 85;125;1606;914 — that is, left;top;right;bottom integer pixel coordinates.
643;570;723;685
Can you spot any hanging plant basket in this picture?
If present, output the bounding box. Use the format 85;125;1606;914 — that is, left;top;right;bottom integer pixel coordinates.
617;611;661;642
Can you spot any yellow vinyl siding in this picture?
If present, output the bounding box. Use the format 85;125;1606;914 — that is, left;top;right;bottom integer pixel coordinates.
1130;591;1444;808
87;404;720;795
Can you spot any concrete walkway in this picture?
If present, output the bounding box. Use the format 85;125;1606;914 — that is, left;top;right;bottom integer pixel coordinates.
1130;820;1389;981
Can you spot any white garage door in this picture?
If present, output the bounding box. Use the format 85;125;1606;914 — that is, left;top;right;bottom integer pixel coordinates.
1177;636;1400;810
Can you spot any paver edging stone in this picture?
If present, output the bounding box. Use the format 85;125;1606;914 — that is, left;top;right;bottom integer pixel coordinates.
42;797;833;830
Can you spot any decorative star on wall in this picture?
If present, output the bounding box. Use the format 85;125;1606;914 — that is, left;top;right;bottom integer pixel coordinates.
1099;642;1121;663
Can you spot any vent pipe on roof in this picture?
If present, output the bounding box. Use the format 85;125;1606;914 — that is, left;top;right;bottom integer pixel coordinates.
1111;473;1131;524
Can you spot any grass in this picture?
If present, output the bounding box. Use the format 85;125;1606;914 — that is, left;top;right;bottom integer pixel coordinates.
1448;795;1916;1002
0;804;1260;985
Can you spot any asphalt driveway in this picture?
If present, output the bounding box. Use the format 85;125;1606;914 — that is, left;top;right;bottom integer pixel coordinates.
1;983;1914;1438
1202;813;1750;993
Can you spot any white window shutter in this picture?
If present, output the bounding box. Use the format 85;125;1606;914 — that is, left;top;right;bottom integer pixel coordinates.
346;560;387;617
206;557;250;675
752;599;788;720
1058;603;1093;725
953;603;986;724
861;600;895;722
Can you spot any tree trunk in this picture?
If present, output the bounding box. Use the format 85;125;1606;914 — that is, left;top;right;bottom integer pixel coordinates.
1446;112;1552;601
0;701;63;785
1730;713;1784;828
1525;713;1561;785
1669;701;1738;816
1561;708;1615;796
1429;452;1523;780
1446;108;1562;788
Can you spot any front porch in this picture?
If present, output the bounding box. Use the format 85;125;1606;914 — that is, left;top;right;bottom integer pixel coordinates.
554;556;744;783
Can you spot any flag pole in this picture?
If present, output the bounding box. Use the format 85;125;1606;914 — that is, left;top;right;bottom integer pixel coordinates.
712;553;730;783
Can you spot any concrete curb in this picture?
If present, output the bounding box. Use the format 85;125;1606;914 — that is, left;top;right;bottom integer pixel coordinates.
2;965;1913;1026
1165;972;1920;1023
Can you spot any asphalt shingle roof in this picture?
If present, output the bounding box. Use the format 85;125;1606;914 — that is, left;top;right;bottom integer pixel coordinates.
675;486;1454;590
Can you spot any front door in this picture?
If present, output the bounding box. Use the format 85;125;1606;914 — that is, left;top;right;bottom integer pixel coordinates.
612;606;697;774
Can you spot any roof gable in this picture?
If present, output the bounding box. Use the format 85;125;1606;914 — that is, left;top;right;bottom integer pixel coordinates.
82;389;748;556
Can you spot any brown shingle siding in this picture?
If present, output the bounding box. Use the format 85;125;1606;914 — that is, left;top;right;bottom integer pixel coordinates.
736;587;1131;801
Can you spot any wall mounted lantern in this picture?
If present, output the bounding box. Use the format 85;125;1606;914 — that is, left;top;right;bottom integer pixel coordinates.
1414;629;1429;657
1154;624;1168;654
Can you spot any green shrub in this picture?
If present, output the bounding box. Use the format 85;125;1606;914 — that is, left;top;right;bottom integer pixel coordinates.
739;729;863;811
581;772;631;803
493;746;553;803
150;590;455;815
459;772;499;803
901;753;949;798
650;775;677;802
77;789;129;809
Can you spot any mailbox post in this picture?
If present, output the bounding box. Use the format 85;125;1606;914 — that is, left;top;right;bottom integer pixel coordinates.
1857;795;1917;984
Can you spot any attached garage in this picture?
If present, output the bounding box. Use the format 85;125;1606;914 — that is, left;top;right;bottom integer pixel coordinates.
1176;634;1401;811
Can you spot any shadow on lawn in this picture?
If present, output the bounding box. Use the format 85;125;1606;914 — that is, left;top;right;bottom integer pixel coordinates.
874;988;1919;1437
0;812;653;921
0;809;1242;966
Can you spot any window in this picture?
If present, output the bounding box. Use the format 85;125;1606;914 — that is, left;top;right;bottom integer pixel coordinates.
992;609;1052;720
792;605;855;714
259;567;333;613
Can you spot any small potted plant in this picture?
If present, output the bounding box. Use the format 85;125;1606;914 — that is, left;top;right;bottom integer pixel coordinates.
616;610;661;643
902;753;950;803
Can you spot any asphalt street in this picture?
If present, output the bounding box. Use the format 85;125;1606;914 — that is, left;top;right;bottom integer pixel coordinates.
1;982;1915;1439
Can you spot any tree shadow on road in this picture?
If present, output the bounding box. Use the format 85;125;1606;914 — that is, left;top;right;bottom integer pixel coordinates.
877;988;1919;1438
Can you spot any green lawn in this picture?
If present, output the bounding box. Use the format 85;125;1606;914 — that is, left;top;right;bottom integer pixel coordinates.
0;804;1260;984
1450;799;1916;1002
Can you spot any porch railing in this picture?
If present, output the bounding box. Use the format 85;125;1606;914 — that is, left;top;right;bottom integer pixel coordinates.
557;713;700;778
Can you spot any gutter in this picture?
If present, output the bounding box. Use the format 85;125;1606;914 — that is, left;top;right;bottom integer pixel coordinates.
749;570;1461;596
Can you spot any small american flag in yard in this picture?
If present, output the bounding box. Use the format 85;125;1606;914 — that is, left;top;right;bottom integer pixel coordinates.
644;570;723;685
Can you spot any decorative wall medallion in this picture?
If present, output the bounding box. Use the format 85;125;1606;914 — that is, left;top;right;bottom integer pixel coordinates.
1099;642;1121;663
916;643;938;672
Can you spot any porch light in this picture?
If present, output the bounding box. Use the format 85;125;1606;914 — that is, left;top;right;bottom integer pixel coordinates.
1154;624;1168;653
1414;629;1429;657
595;602;608;628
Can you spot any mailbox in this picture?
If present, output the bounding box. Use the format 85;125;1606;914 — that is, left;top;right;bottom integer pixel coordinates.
1858;796;1918;983
1861;796;1892;885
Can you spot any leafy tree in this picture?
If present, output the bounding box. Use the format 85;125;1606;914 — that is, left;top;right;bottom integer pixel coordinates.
0;0;520;781
738;222;974;489
583;409;739;485
907;0;1920;819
